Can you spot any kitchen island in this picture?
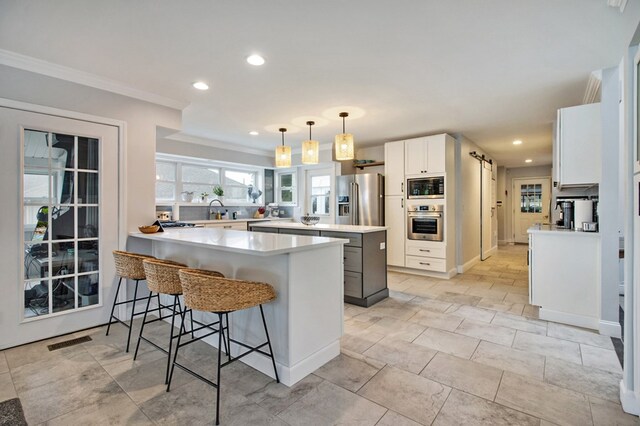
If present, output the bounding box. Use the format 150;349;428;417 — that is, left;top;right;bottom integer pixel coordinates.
129;227;347;386
249;222;388;307
528;224;601;330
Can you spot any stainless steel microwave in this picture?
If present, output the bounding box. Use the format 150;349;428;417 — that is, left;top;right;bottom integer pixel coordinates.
407;176;445;199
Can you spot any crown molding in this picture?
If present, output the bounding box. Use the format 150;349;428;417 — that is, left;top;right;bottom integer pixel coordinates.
0;49;189;110
583;70;602;104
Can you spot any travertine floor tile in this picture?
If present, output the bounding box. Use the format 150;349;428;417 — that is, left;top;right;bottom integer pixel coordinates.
437;292;482;306
544;357;621;403
408;309;463;332
491;312;547;335
279;380;386;426
413;328;480;359
588;396;640;426
0;372;17;403
363;337;436;374
445;304;497;323
455;319;517;347
471;340;545;380
580;344;622;374
420;352;503;400
43;391;153;425
512;331;582;365
340;328;385;354
433;389;540;426
358;365;451;425
313;353;383;392
376;409;423;426
365;316;426;342
246;374;324;417
465;287;508;301
547;323;613;350
0;352;8;374
495;372;592;426
406;296;453;313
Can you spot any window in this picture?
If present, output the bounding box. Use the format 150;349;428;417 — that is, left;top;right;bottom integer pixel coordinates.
309;174;330;215
277;171;296;205
520;183;542;213
155;156;263;205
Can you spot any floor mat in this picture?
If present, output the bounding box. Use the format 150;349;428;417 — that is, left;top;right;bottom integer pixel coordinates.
0;398;27;426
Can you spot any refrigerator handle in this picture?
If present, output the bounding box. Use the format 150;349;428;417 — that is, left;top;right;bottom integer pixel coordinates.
352;182;359;225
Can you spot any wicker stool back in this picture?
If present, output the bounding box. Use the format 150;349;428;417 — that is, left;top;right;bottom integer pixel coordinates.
142;259;188;295
178;268;275;313
112;250;154;280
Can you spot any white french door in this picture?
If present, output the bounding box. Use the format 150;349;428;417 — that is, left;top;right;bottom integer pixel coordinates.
512;177;551;244
0;107;119;349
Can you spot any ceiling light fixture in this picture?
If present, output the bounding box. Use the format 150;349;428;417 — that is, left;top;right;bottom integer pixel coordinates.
275;128;291;168
247;54;265;66
249;131;259;136
192;81;209;90
302;121;319;165
513;140;522;145
525;159;533;163
334;112;354;161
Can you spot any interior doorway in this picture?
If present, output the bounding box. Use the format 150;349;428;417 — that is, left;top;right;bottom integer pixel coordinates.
512;177;551;243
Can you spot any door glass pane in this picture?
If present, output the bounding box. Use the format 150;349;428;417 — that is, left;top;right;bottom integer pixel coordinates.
310;175;330;215
520;183;542;214
78;273;99;308
77;137;99;170
24;280;50;317
77;172;98;204
22;128;101;320
50;133;74;169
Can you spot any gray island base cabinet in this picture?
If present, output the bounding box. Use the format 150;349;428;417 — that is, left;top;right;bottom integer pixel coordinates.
250;224;389;307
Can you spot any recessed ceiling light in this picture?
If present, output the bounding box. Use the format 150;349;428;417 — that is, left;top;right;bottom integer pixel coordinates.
247;54;265;66
525;159;533;163
192;81;209;90
513;140;522;145
249;131;259;136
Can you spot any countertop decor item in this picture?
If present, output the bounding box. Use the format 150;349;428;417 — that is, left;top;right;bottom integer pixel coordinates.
138;225;160;234
300;214;320;226
181;191;194;202
334;112;354;160
275;128;291;168
212;185;224;197
302;121;319;165
248;184;262;203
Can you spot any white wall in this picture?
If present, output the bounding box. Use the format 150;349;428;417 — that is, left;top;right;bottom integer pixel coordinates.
455;134;496;269
0;65;182;236
355;145;385;175
502;165;552;243
157;137;273;168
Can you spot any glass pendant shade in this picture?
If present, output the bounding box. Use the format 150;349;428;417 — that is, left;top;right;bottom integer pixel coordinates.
301;139;319;164
275;145;291;168
334;133;354;160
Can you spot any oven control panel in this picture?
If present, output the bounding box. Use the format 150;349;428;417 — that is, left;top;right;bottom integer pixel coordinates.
407;204;444;213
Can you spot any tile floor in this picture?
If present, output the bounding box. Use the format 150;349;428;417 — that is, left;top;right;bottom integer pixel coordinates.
1;244;638;425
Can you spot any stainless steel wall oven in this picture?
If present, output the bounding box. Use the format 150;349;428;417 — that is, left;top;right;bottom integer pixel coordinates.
407;204;444;241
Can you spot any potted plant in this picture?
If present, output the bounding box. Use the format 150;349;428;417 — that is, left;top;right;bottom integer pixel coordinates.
200;192;209;202
213;185;224;202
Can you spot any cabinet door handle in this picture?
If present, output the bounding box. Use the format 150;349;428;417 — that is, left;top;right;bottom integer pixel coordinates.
401;198;404;208
401;182;404;193
419;249;431;252
419;262;431;266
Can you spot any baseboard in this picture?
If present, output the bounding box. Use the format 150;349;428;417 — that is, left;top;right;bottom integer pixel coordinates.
457;255;481;274
620;380;640;416
539;308;599;331
599;320;622;338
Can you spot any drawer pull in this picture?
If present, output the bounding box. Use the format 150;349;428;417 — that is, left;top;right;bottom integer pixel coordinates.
419;262;431;266
224;225;232;229
419;249;431;252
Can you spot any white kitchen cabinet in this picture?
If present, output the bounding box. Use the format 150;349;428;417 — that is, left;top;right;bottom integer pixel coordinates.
404;135;446;176
554;103;601;188
385;195;405;266
529;227;600;330
384;140;405;196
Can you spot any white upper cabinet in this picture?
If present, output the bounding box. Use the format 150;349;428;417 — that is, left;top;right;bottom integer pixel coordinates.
554;103;601;188
404;135;446;176
384;141;405;195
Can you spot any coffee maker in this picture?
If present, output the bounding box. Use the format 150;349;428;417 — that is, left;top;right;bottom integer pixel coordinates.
555;200;574;229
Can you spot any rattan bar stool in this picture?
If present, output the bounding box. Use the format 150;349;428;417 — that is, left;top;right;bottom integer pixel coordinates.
108;250;164;352
168;268;279;425
134;258;222;384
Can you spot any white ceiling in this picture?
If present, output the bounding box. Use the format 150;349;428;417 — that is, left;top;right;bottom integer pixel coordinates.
1;1;639;167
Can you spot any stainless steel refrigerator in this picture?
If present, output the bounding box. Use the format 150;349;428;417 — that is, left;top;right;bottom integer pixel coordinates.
336;173;384;226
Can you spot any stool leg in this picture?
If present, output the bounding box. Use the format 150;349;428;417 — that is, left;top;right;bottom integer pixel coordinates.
156;293;164;320
216;312;223;426
125;280;140;353
259;305;279;383
165;295;179;384
133;291;153;360
105;277;122;336
176;297;188;336
167;306;186;392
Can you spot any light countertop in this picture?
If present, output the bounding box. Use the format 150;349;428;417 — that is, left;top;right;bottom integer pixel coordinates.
528;224;600;237
189;217;293;225
130;227;348;256
249;221;388;234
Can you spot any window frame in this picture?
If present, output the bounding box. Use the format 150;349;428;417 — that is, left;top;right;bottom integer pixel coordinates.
306;172;331;217
275;169;297;206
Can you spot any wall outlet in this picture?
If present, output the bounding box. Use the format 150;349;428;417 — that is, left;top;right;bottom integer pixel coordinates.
380;242;386;250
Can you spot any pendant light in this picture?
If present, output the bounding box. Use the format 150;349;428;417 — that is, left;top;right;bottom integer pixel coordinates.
301;121;319;165
275;128;291;168
334;112;354;160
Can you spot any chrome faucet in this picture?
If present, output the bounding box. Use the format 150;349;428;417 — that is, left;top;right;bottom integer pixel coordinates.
208;199;225;219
